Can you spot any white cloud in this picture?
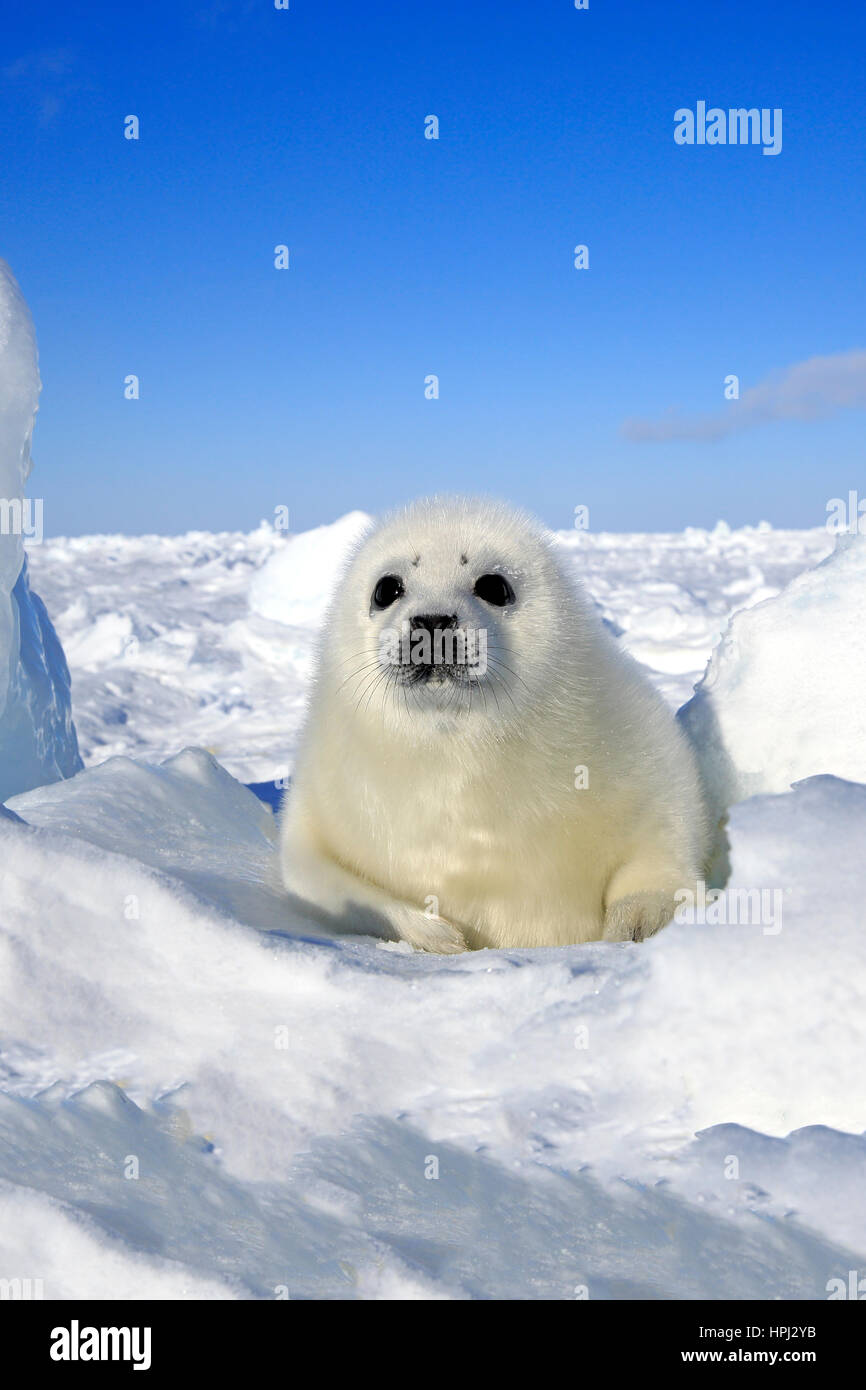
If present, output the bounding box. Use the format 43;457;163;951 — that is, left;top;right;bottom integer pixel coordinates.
623;348;866;442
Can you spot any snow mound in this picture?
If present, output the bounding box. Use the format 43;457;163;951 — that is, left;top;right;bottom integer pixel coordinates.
0;260;81;799
679;531;866;819
248;510;371;628
7;746;285;933
0;1180;238;1300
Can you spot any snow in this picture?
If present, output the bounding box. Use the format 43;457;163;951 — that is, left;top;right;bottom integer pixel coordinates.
2;760;865;1298
680;530;866;820
0;261;81;799
1;494;863;1298
7;747;285;932
25;516;832;783
248;509;371;630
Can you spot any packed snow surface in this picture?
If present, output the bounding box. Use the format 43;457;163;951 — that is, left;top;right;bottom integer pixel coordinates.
3;507;865;1300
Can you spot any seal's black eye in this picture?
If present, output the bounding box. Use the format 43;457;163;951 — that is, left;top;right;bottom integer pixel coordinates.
473;573;515;607
372;574;404;610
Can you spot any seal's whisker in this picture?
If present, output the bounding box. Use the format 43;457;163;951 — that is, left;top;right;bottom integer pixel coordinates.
362;666;391;718
485;658;519;710
358;666;389;717
485;648;530;692
335;658;383;694
482;670;502;719
353;664;387;712
334;646;378;668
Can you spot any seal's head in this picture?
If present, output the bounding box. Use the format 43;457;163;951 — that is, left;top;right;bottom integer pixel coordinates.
319;495;587;741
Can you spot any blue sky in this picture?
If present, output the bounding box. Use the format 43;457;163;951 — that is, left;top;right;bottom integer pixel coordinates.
1;0;864;536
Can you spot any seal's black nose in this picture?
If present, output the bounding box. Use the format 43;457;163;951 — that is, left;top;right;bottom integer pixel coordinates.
410;614;458;636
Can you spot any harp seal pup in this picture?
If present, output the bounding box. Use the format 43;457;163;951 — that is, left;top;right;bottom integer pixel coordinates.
279;496;710;953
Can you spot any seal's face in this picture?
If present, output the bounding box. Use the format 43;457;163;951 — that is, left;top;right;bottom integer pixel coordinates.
325;497;571;738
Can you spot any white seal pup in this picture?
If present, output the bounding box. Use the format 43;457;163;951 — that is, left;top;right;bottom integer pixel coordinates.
279;496;710;952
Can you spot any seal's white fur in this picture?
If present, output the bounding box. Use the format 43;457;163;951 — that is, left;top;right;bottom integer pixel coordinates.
279;496;710;952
